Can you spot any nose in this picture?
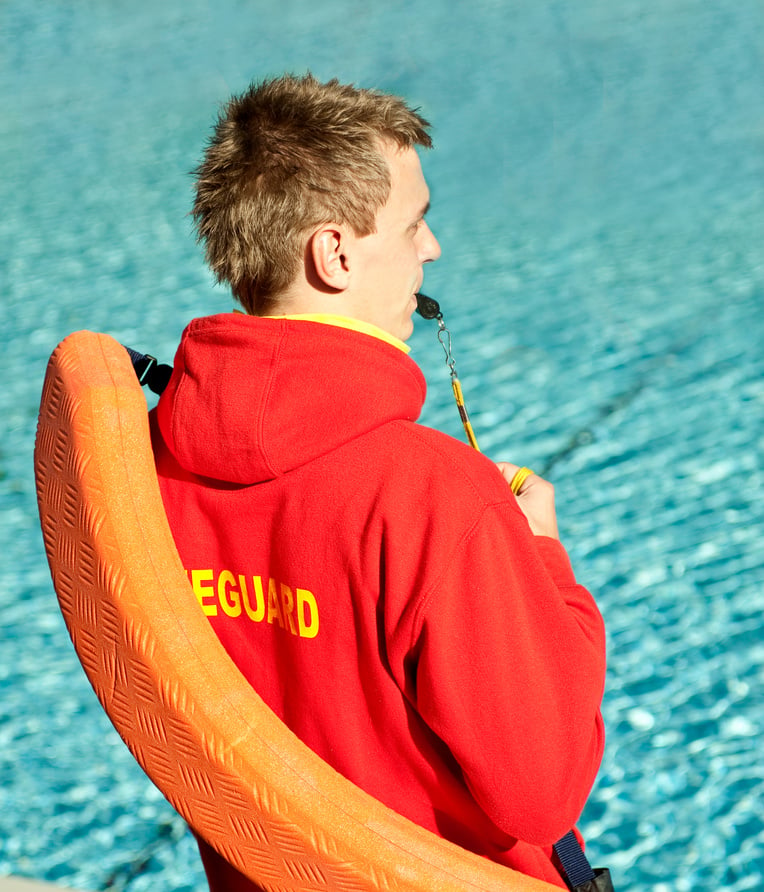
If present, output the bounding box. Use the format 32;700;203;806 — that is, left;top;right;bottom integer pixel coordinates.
418;221;441;263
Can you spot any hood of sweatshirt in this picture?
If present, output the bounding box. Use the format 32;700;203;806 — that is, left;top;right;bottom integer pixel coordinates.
155;313;427;485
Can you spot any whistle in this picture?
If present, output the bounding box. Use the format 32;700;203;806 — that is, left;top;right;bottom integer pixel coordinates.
415;292;442;320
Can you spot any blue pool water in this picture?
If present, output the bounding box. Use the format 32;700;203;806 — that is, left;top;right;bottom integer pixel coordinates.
1;1;763;890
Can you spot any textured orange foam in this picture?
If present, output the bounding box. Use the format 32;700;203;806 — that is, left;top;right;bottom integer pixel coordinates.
34;331;560;891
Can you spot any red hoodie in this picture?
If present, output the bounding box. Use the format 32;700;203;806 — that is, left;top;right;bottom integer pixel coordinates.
151;312;606;888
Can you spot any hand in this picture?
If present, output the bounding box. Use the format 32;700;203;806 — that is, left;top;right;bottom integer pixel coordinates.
496;462;560;540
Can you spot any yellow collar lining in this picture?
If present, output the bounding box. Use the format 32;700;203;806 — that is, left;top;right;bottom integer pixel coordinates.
255;312;411;354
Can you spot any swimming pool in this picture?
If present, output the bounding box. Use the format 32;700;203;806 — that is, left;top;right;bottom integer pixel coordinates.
1;1;762;889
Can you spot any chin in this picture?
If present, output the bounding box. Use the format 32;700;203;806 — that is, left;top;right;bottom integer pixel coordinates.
399;318;415;342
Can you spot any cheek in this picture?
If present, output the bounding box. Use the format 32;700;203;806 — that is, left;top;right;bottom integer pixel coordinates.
400;240;422;275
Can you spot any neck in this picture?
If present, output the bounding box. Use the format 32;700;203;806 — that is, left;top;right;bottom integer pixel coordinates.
258;279;341;318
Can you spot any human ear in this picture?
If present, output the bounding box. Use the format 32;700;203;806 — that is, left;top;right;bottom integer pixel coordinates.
309;225;351;291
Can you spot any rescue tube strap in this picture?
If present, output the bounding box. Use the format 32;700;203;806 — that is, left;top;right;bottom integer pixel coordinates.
554;831;594;887
554;831;614;891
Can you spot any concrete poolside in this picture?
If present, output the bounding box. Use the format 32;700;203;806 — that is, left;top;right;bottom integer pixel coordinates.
0;880;91;892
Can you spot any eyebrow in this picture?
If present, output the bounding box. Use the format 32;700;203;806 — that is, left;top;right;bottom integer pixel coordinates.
411;200;431;227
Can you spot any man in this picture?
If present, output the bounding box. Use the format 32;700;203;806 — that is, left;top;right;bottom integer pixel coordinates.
151;73;606;890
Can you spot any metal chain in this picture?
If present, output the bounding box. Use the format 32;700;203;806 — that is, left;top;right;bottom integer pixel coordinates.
421;299;480;451
436;316;458;380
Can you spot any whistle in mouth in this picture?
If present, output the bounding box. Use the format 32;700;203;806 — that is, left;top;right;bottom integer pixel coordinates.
415;292;442;320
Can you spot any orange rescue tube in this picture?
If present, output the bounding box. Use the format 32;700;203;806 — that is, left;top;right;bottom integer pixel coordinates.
34;330;562;891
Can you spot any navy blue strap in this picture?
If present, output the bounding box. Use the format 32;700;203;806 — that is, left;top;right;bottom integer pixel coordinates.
553;829;596;890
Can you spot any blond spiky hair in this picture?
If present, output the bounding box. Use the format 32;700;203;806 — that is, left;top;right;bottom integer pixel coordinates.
192;73;432;313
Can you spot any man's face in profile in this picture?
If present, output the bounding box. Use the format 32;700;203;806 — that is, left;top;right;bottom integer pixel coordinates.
344;144;441;341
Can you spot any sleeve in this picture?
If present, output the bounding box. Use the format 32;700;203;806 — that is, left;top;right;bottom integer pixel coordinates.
407;499;606;847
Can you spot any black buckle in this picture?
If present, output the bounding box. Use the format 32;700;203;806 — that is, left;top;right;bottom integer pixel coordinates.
133;353;158;386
